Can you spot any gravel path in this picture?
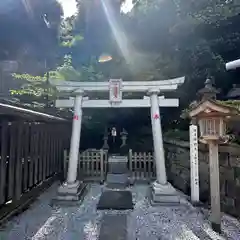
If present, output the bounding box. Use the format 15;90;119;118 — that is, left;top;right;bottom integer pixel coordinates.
0;183;240;240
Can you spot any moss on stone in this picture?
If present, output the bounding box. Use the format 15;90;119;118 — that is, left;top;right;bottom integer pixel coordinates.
217;100;240;110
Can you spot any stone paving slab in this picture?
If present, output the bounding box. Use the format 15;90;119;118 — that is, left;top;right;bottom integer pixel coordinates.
1;183;240;240
97;190;133;210
99;214;127;240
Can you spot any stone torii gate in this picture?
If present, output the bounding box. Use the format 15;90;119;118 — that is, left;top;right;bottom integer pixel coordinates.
50;77;185;204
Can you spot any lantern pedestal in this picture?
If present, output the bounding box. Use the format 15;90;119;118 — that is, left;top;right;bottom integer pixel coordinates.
151;181;180;205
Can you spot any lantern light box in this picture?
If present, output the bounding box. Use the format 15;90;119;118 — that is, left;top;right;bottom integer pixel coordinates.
189;102;237;142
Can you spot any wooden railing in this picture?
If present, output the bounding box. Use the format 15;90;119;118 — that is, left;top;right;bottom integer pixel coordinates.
128;149;155;182
64;149;155;183
64;149;108;182
0;121;66;222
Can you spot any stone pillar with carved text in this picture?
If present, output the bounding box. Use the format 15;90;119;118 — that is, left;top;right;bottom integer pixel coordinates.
148;89;180;204
189;119;200;204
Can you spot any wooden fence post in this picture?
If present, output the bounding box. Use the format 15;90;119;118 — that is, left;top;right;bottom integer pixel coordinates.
8;122;17;200
38;126;43;183
59;138;64;173
148;152;152;181
87;151;90;177
143;152;147;180
104;150;108;176
14;122;24;201
100;149;104;184
23;123;30;191
129;149;133;184
63;150;68;180
42;128;47;181
0;121;8;205
34;124;40;185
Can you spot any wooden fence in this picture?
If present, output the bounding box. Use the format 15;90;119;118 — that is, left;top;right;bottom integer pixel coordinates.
64;149;108;182
128;149;156;182
0;121;66;212
64;149;155;183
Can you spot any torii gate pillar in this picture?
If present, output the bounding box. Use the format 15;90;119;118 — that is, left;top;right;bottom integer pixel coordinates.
56;92;84;201
148;89;180;204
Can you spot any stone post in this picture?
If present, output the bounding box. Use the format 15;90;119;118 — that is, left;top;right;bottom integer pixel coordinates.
148;89;180;204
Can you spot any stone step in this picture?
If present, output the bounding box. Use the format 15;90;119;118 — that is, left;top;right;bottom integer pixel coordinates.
108;156;128;163
105;183;127;190
106;173;129;184
108;155;129;174
108;162;129;174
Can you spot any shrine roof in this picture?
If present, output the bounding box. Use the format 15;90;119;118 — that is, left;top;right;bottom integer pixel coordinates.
226;85;240;98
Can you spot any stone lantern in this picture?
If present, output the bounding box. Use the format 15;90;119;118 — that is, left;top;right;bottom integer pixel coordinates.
120;128;128;147
188;79;239;233
102;128;109;150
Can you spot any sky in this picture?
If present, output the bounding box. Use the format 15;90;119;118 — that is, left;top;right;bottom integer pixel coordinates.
57;0;77;18
57;0;134;18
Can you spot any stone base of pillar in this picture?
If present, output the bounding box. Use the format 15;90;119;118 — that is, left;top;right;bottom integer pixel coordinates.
52;181;87;206
211;222;221;234
191;201;204;207
151;181;181;205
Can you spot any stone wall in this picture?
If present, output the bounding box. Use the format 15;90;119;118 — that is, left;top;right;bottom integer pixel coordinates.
164;139;240;218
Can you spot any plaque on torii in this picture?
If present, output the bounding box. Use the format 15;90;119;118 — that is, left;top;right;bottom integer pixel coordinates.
109;79;122;104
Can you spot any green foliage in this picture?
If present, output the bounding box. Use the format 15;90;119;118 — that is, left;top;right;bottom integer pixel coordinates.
11;72;49;97
59;17;84;48
164;129;189;141
4;0;240;136
10;54;104;101
217;100;240;110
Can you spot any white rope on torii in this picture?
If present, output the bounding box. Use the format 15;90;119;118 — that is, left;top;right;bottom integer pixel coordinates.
50;77;185;204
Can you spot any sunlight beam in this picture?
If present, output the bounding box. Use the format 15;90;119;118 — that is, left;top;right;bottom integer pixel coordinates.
100;0;132;65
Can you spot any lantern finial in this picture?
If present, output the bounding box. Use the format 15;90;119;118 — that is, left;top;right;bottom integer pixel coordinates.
198;78;219;101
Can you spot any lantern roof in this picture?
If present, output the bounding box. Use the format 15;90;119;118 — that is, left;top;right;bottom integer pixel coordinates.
197;78;219;101
188;99;240;119
182;99;240;120
182;79;240;120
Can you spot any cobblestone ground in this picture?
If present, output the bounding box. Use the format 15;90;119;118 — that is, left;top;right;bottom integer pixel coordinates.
0;183;240;240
